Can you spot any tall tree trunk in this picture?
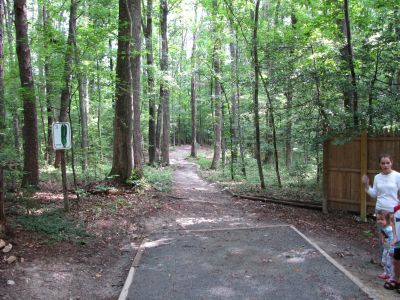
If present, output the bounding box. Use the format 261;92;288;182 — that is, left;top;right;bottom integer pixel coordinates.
95;59;103;161
15;0;39;188
236;44;246;177
252;0;265;189
221;102;226;166
210;0;221;170
37;3;47;162
190;6;198;157
42;5;54;165
229;39;241;177
75;44;89;172
78;75;89;171
284;11;296;169
4;0;20;160
110;0;133;182
37;61;47;160
130;0;143;177
337;0;358;126
144;0;156;165
59;0;77;211
0;0;6;234
155;102;162;161
160;0;170;165
259;53;281;187
343;0;358;126
367;47;380;128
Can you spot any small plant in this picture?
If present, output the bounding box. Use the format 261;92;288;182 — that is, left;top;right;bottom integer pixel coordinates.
196;155;212;170
126;178;144;189
92;184;111;193
115;197;130;208
107;197;131;214
17;208;89;245
18;185;41;214
75;188;88;199
144;166;173;192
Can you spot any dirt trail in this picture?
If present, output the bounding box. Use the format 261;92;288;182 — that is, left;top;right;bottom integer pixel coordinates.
144;145;270;233
141;145;398;300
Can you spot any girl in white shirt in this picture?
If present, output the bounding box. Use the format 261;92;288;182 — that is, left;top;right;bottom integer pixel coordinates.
362;154;400;213
362;154;400;290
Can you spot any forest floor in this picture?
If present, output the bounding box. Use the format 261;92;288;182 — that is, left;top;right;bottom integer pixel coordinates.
0;145;398;299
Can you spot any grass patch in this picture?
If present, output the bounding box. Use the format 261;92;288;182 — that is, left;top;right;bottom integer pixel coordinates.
144;165;173;192
192;154;322;203
193;154;212;170
17;208;89;245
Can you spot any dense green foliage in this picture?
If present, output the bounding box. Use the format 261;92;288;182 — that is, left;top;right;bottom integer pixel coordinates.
0;0;399;194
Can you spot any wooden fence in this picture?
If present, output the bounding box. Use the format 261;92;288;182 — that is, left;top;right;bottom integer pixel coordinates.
324;132;400;219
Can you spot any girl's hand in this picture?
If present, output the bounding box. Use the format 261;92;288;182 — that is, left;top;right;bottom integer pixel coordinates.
361;175;369;187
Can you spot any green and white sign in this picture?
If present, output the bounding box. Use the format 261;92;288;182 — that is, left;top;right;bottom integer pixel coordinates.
52;122;72;150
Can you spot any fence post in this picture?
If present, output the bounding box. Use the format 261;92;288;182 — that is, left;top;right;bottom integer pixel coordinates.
360;130;367;222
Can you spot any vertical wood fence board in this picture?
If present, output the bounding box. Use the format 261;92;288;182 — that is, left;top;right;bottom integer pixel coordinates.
360;131;367;221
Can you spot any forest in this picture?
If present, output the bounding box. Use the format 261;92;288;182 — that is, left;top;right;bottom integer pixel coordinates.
0;0;399;236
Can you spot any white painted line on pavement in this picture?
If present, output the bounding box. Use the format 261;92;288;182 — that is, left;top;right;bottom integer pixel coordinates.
290;225;378;300
118;238;148;300
182;224;291;233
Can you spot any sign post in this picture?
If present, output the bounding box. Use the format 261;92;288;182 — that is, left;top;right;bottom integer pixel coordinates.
52;122;71;211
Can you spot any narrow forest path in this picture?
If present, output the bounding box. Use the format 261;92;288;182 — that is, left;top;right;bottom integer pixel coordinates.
121;146;379;300
143;145;265;232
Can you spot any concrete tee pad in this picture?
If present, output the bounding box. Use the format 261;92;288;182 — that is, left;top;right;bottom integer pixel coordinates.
122;226;371;300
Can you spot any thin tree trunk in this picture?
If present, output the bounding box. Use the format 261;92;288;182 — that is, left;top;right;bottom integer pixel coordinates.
38;64;47;158
221;102;226;166
0;0;6;234
311;43;329;214
15;0;39;188
210;0;221;170
58;0;77;211
337;0;358;126
130;0;143;177
284;10;296;170
229;39;240;178
252;0;265;189
42;5;54;165
155;102;162;161
190;5;198;157
343;0;358;126
144;0;156;165
258;64;281;187
110;0;133;182
96;59;103;161
4;0;20;160
235;43;246;177
160;0;170;165
37;3;47;162
75;45;89;172
367;47;380;128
